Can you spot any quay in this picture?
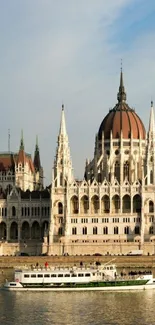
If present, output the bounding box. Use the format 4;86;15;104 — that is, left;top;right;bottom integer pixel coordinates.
0;255;155;269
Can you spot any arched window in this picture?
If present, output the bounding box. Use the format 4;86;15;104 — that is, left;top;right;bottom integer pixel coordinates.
133;195;141;213
149;226;153;235
114;161;120;183
103;227;108;235
123;161;130;181
102;195;110;213
135;226;140;235
60;173;63;186
83;227;87;235
122;195;131;213
91;196;99;214
70;196;78;214
93;226;97;235
80;196;89;214
124;226;129;235
114;226;118;235
150;170;153;184
149;201;154;213
72;227;77;235
12;206;16;217
58;202;63;214
112;195;120;213
58;227;63;236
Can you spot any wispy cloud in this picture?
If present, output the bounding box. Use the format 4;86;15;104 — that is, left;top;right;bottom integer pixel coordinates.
0;0;155;183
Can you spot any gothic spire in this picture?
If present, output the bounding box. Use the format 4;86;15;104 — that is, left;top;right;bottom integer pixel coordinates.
34;135;41;170
117;68;127;103
20;129;24;150
35;135;39;151
59;104;67;137
148;100;155;137
53;105;74;186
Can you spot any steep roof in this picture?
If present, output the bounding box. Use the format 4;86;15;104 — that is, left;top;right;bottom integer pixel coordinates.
0;153;15;171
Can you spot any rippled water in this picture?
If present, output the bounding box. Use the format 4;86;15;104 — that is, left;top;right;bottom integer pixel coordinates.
0;269;155;325
0;290;155;325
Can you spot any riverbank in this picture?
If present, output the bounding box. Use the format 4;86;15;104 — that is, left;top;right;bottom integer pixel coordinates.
0;255;155;269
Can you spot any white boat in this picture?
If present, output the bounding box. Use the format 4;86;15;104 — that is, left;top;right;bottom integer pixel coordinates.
2;262;155;292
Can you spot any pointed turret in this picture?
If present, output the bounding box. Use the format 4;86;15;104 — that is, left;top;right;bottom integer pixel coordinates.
18;130;25;164
146;101;155;185
33;136;44;189
148;101;155;138
117;68;127;103
20;129;24;150
53;104;74;186
34;135;41;171
59;104;67;137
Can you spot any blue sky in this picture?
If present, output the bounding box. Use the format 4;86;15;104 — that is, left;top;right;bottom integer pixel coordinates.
0;0;155;184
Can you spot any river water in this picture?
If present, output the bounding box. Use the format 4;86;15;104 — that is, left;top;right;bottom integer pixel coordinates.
0;269;155;325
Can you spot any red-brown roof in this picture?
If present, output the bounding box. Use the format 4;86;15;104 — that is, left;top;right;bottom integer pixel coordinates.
0;152;35;173
98;103;146;140
0;154;15;171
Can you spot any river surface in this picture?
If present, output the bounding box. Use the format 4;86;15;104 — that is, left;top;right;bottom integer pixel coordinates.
0;269;155;325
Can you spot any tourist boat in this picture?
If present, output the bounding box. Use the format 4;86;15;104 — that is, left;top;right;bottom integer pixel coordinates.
2;262;155;292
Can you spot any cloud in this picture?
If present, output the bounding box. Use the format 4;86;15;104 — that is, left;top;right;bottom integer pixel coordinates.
0;0;155;184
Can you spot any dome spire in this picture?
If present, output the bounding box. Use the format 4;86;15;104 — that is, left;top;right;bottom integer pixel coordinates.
117;63;127;103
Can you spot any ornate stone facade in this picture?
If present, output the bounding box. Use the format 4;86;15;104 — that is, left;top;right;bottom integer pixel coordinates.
1;71;155;256
49;72;155;256
0;134;50;256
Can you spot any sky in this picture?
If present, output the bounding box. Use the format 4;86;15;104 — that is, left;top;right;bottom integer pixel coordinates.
0;0;155;185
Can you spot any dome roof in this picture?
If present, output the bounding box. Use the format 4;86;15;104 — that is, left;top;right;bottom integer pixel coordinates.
98;71;146;140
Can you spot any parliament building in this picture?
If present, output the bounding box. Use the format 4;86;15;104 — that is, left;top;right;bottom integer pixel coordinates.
1;71;155;256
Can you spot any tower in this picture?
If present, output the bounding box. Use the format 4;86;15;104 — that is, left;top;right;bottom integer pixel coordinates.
33;136;44;189
53;104;74;186
48;105;74;252
146;101;155;185
15;130;35;191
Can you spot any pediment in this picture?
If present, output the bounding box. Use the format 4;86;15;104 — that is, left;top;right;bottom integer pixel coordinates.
112;178;119;186
90;179;98;187
123;178;130;186
133;180;141;186
9;187;20;200
101;178;109;187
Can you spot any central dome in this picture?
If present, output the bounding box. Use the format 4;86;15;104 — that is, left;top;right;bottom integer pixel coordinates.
98;71;146;140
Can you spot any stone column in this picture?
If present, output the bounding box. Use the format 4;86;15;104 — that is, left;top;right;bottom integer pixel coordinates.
18;224;21;242
6;223;10;241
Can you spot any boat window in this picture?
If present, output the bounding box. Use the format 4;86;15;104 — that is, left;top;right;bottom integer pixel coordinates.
78;274;84;277
44;274;50;278
24;274;29;278
71;274;77;277
31;274;36;278
58;274;63;277
93;273;95;276
110;267;113;270
85;273;91;277
65;274;70;277
51;274;57;277
37;274;43;278
10;283;17;286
